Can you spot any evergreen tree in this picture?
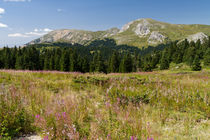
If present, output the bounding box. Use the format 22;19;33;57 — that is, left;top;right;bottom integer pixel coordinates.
183;43;196;66
109;51;119;73
119;53;132;73
81;57;89;73
95;52;105;73
191;55;202;71
160;49;170;70
49;55;55;70
136;54;143;71
69;51;78;72
90;53;98;72
15;50;24;70
204;48;210;66
54;49;61;71
60;50;69;71
44;56;50;70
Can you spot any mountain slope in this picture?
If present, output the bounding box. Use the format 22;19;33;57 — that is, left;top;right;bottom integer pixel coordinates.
114;18;210;47
28;18;210;48
28;28;119;45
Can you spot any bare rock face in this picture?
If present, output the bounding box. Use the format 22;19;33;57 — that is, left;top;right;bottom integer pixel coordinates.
119;21;134;33
148;31;166;44
134;19;151;37
186;32;208;44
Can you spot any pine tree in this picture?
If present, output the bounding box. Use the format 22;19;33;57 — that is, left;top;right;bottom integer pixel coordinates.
81;57;89;73
119;53;132;73
95;52;105;73
109;51;119;73
183;43;196;66
69;51;78;72
15;50;24;70
119;57;125;73
44;56;50;70
60;50;69;72
191;55;202;71
54;55;61;71
49;55;55;70
136;54;142;71
160;49;170;70
204;48;210;66
3;47;12;69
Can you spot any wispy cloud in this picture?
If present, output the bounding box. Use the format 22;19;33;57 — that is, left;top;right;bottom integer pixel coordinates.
8;33;29;37
57;9;63;12
0;8;5;14
0;22;8;28
0;8;8;28
8;28;53;38
4;0;31;2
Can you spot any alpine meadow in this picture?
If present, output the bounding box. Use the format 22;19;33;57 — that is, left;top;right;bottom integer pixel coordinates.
0;0;210;140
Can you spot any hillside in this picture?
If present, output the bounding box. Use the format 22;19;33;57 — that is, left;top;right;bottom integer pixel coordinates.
28;18;210;48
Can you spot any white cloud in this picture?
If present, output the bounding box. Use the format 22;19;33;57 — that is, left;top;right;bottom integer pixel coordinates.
0;8;5;14
0;22;8;28
25;31;46;36
0;8;7;28
57;9;63;12
8;28;53;38
8;33;29;37
43;28;52;32
4;0;31;2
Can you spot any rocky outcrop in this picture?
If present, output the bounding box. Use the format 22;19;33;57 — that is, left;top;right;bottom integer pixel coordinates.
148;31;166;44
119;21;134;33
186;32;208;44
134;19;151;37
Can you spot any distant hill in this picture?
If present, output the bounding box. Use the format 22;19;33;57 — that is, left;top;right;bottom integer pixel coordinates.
28;18;210;48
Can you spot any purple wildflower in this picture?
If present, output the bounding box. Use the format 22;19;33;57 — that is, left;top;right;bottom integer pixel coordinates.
44;136;49;140
35;114;40;119
62;112;66;118
131;136;134;140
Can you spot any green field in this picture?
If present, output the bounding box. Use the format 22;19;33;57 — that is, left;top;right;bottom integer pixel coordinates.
0;70;209;139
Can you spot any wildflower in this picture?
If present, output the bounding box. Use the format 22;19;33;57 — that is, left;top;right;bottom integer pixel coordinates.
107;134;111;139
147;138;154;140
62;112;66;118
44;136;49;140
131;136;134;140
35;114;40;119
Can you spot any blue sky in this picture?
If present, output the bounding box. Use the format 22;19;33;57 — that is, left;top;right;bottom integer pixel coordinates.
0;0;210;47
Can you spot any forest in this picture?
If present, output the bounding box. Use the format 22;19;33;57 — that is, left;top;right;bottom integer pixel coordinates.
0;38;210;73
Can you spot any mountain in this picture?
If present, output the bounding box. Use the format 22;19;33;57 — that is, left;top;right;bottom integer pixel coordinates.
28;18;210;48
28;28;119;45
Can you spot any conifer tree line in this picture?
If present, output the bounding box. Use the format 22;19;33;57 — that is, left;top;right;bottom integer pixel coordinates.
0;37;209;73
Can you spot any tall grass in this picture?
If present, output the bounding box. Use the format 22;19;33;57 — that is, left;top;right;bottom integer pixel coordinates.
0;70;209;139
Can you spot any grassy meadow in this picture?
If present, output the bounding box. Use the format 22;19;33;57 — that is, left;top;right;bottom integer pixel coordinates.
0;70;209;140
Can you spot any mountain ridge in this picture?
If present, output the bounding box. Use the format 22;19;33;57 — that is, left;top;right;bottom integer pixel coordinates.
28;18;210;48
